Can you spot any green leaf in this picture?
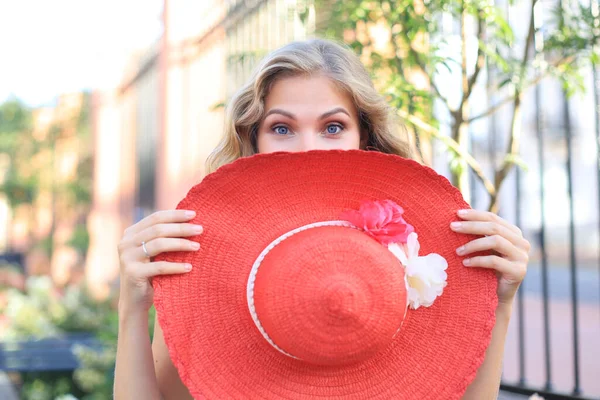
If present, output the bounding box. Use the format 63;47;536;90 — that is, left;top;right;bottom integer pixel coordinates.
449;151;466;177
0;98;32;135
591;51;600;67
210;101;226;111
479;41;510;73
503;154;529;172
66;225;90;256
497;76;514;90
487;8;515;46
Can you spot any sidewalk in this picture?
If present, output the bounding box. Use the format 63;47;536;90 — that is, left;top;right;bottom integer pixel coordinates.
503;292;600;398
499;391;535;399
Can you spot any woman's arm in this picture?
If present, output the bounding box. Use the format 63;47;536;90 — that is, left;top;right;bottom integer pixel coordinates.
462;303;512;400
114;304;193;400
152;316;194;399
450;209;530;400
114;306;162;400
113;209;202;399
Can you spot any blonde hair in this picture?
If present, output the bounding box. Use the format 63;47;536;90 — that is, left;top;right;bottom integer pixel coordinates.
206;38;412;173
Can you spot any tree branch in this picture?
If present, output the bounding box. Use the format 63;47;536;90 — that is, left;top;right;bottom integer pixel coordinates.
466;53;574;123
465;10;486;100
402;30;454;113
397;109;497;197
520;0;538;74
489;0;540;212
413;127;426;165
459;3;469;119
496;0;536;173
389;33;405;78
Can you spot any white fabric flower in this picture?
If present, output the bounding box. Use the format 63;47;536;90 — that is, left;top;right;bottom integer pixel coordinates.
388;232;448;309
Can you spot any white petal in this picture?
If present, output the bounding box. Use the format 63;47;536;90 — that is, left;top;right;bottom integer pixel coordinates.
388;243;409;266
407;232;420;259
405;253;449;309
407;286;422;309
421;253;448;273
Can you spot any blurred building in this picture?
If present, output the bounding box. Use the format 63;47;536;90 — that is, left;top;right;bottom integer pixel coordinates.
88;0;316;296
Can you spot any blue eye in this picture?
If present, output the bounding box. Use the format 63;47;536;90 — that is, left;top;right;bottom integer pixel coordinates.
326;124;343;135
273;126;289;135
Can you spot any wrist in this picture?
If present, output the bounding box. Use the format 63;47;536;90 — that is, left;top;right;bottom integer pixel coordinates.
118;300;150;322
495;301;513;322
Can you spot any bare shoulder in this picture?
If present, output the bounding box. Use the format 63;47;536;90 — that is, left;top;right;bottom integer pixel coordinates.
152;318;194;400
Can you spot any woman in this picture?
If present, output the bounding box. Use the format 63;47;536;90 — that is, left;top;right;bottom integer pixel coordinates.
114;39;530;399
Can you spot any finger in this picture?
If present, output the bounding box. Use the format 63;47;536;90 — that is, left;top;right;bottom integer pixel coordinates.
131;223;204;246
140;238;200;259
124;210;197;237
457;209;522;236
456;235;527;261
128;261;192;279
450;220;526;249
463;256;526;283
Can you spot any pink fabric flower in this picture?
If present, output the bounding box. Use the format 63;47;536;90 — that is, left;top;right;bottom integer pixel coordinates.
340;200;414;244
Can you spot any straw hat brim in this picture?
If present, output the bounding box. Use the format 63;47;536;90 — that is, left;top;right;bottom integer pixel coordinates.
153;150;498;399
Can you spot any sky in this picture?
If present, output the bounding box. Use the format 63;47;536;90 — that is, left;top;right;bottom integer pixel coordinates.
0;0;163;107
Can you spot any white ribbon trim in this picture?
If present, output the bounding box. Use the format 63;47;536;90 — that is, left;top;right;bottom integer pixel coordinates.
246;221;357;358
245;221;436;358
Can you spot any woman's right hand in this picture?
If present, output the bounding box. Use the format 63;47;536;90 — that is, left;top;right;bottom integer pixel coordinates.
117;210;203;313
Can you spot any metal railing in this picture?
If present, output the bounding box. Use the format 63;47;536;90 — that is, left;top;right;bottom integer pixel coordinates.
496;3;599;398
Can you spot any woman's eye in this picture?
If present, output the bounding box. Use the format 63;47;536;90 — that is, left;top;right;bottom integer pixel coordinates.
273;126;289;135
325;124;343;135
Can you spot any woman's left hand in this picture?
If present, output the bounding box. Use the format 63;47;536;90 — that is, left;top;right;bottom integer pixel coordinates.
450;209;531;305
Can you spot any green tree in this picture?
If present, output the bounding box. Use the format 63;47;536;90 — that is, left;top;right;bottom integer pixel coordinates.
0;93;94;260
317;0;597;211
0;99;38;208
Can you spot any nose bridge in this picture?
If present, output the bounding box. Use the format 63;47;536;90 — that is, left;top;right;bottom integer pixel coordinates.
299;129;318;151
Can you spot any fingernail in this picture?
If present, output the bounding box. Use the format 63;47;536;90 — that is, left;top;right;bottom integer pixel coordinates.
463;258;471;266
185;264;192;271
458;209;469;216
193;225;204;234
450;222;462;230
191;242;200;250
456;246;466;255
185;211;196;218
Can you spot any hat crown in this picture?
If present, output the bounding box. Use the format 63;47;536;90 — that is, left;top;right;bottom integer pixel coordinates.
250;225;408;366
323;280;359;318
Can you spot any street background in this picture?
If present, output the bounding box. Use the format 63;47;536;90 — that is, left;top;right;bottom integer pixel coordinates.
0;1;598;399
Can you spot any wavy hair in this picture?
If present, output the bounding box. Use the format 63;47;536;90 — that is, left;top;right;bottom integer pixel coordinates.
206;38;411;173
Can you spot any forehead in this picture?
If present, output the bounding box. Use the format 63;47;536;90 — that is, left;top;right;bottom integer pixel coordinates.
265;75;356;115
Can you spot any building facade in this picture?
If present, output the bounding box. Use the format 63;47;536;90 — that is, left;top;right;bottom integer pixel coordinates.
88;0;316;296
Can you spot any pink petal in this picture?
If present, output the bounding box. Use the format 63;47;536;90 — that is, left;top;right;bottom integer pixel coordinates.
341;200;414;245
339;209;365;229
359;201;384;229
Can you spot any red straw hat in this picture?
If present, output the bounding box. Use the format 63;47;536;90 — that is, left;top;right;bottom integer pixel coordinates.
152;150;497;399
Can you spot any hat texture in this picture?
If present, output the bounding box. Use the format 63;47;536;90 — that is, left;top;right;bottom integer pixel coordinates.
152;150;497;399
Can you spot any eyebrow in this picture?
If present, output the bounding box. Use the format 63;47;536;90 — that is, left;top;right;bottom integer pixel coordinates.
264;107;351;121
